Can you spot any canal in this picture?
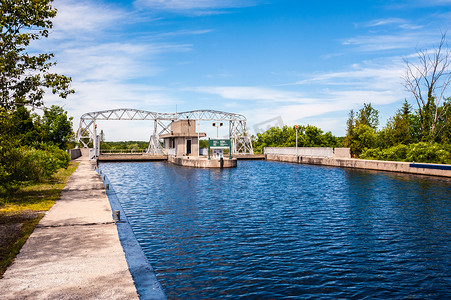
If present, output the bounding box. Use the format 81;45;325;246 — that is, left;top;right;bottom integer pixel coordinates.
100;161;451;299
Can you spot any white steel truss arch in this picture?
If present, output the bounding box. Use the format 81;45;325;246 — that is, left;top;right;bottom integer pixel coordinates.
76;108;253;154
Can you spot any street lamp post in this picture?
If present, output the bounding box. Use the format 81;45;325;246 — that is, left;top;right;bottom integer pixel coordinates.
212;122;223;138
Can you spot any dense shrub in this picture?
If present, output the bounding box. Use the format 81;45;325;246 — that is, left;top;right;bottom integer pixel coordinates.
0;107;72;193
405;142;450;164
360;142;451;164
0;143;70;193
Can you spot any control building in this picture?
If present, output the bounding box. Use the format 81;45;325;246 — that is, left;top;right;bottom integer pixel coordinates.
160;120;206;156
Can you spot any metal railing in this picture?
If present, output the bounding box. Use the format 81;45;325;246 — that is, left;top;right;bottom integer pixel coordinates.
100;149;147;154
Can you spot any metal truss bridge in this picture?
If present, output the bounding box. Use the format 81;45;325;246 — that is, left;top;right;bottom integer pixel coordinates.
76;108;254;155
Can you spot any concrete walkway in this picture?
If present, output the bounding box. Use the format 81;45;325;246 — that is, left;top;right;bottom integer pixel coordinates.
0;157;139;299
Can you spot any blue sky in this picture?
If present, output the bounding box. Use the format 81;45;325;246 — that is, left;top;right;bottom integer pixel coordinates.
40;0;451;140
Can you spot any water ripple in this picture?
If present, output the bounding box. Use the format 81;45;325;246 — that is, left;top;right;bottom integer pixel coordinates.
101;161;451;299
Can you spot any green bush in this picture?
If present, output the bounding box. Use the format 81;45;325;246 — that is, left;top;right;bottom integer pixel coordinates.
360;142;451;164
0;144;70;192
405;142;450;164
32;142;70;170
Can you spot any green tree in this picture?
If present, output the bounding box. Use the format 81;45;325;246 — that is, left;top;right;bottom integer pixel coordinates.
345;124;377;157
343;109;355;148
344;104;379;156
254;125;341;152
356;103;379;130
0;0;74;109
35;105;73;149
380;100;420;147
435;97;451;143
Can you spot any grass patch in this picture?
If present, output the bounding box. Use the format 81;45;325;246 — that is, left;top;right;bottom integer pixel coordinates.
0;161;79;277
0;213;43;277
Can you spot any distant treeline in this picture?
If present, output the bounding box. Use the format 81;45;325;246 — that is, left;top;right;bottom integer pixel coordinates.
253;125;342;153
100;141;149;150
253;100;451;164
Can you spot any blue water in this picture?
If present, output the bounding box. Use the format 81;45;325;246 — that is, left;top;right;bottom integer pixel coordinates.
100;161;451;299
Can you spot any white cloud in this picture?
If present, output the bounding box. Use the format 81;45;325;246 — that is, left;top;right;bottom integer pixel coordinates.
187;86;317;103
365;18;406;27
36;0;193;140
156;29;214;38
364;18;423;30
342;33;428;51
52;0;126;38
134;0;258;10
295;61;405;89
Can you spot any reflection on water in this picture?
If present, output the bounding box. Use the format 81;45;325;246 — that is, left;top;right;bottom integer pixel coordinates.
100;161;451;299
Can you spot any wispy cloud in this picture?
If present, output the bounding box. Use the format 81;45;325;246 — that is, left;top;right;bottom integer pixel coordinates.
52;0;127;38
342;32;435;51
135;0;257;9
364;18;423;30
133;0;260;14
187;86;317;103
365;18;406;27
388;0;451;8
155;29;214;38
294;61;405;89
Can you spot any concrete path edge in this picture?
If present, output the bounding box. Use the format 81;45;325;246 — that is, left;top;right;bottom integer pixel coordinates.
99;169;167;300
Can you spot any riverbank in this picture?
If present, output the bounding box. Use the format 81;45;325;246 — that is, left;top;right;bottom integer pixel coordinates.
266;154;451;177
0;157;142;299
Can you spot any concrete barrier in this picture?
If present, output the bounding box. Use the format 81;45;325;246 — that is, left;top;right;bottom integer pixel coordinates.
98;154;167;162
80;148;90;157
333;148;351;158
264;147;334;157
264;147;351;158
168;156;237;168
67;148;82;160
266;154;451;178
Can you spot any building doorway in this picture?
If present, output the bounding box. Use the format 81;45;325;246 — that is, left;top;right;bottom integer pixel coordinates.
186;139;192;155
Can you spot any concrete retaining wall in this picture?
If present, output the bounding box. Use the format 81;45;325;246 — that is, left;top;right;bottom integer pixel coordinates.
264;147;334;157
264;147;351;158
333;148;351;158
168;156;237;168
98;154;167;162
266;154;451;178
67;148;82;160
80;148;90;157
